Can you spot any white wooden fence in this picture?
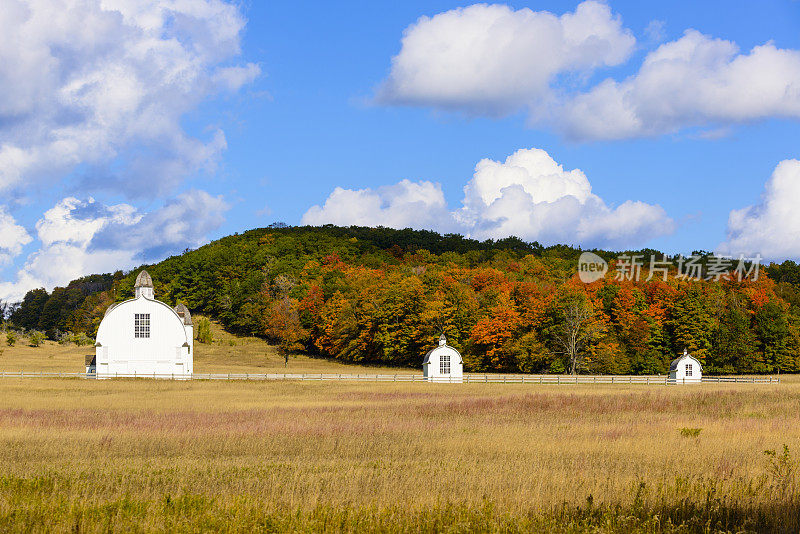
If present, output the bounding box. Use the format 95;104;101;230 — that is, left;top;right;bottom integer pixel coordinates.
0;370;781;384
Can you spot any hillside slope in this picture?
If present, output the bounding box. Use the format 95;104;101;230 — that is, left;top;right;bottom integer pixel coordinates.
6;224;800;374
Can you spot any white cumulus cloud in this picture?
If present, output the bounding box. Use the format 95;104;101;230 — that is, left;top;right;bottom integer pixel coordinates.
378;3;800;140
377;1;635;115
0;0;259;196
0;208;32;266
302;148;674;249
302;179;459;232
459;148;673;245
553;30;800;139
718;159;800;260
0;191;229;302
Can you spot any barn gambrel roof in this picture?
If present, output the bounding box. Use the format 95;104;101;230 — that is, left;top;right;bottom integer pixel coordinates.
100;297;191;344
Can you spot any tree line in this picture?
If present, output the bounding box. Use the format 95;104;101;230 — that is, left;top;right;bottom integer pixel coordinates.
6;225;800;374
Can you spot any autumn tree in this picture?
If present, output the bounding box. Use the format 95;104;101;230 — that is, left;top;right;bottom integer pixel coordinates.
468;302;522;372
264;297;306;363
547;292;601;375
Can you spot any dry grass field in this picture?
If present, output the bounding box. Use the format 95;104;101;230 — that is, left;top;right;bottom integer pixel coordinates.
0;328;798;532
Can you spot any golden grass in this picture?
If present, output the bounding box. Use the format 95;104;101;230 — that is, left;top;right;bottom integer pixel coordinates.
0;378;799;532
1;322;798;531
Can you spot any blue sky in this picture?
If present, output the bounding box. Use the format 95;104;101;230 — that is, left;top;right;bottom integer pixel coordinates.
1;0;800;300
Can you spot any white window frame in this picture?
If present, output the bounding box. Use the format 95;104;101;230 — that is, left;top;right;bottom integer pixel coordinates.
135;313;151;338
685;363;692;377
440;354;450;375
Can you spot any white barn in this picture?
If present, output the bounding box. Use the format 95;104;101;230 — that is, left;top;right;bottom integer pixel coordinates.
669;349;702;383
423;334;463;383
88;270;194;378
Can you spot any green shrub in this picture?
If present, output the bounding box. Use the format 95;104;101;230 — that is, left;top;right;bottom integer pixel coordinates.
29;331;45;347
6;331;16;346
72;333;94;346
196;318;212;344
680;427;702;438
57;331;95;346
57;331;71;345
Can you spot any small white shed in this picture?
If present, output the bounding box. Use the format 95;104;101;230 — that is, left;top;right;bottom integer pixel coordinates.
669;349;702;383
423;334;463;383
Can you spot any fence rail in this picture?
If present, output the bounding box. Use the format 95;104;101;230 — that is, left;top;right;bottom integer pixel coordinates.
0;370;781;384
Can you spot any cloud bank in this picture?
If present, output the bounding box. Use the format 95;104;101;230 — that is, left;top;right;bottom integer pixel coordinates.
378;3;800;140
559;30;800;140
0;192;229;302
0;0;255;301
0;0;259;196
0;208;32;266
302;148;674;248
377;1;634;115
718;159;800;260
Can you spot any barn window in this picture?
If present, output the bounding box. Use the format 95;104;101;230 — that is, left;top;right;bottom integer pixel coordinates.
440;354;450;374
685;363;692;376
134;313;150;338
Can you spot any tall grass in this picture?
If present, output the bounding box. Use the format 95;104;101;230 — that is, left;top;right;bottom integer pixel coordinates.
0;380;798;532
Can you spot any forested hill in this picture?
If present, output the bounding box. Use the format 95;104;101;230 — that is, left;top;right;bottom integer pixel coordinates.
6;224;800;374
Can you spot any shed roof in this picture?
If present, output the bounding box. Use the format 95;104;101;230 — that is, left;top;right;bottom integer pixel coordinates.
423;344;463;365
670;352;702;372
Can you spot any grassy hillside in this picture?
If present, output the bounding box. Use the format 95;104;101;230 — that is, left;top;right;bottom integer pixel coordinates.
0;318;411;375
0;378;798;531
6;224;800;375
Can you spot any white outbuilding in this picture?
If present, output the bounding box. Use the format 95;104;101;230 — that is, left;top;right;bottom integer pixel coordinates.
89;270;194;378
669;349;702;383
423;334;463;383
